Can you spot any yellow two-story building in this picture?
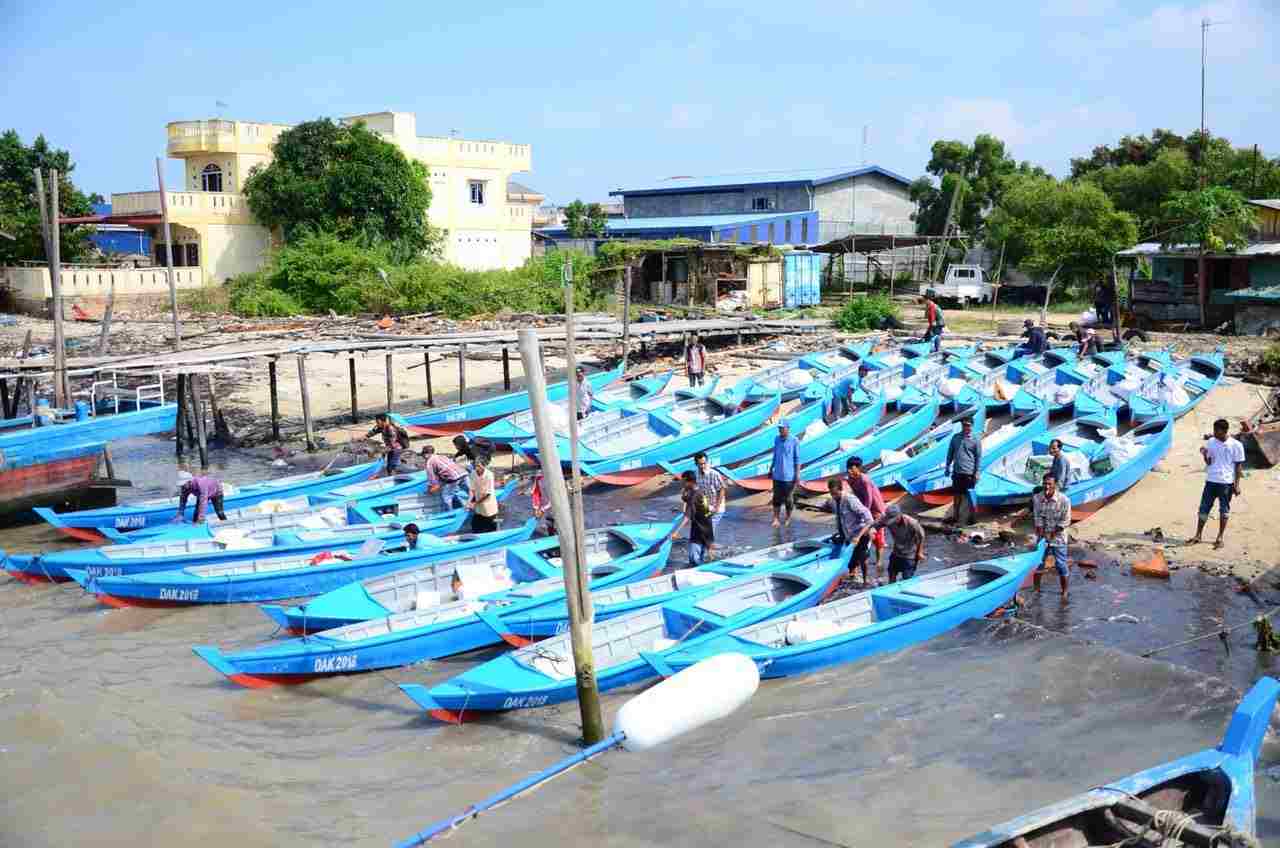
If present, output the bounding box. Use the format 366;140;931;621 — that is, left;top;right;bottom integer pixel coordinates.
92;110;540;282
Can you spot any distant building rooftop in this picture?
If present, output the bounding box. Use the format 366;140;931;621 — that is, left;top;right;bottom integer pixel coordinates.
537;210;804;239
609;165;912;197
1118;242;1280;258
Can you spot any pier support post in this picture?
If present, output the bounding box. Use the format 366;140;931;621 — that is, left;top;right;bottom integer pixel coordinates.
502;346;511;391
621;265;631;371
175;373;187;457
457;345;466;405
297;355;316;452
268;359;281;442
423;351;434;407
348;357;359;424
188;375;209;469
385;352;394;413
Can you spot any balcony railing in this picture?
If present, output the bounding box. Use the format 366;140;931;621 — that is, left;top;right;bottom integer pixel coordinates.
111;191;248;218
166;120;286;154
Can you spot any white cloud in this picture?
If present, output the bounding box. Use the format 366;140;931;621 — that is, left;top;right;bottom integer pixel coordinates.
665;103;713;131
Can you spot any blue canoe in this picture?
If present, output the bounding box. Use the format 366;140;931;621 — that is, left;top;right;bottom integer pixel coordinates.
1128;348;1225;423
467;371;677;448
194;525;677;686
952;676;1280;847
869;391;987;494
257;521;677;634
398;546;851;723
721;391;886;491
94;470;440;542
394;364;623;437
520;392;783;486
67;520;537;607
740;342;874;403
862;352;966;411
657;385;828;478
974;415;1172;515
493;538;835;642
796;395;943;494
0;402;176;450
31;460;384;541
1010;361;1090;416
904;404;1052;502
659;544;1044;679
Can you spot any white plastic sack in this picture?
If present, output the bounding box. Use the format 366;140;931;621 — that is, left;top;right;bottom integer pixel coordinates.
222;483;238;496
1064;450;1091;483
415;589;442;610
784;619;843;646
803;419;829;440
213;528;248;545
1102;435;1142;465
319;506;346;527
879;449;911;466
1054;384;1080;405
838;436;869;453
782;369;814;389
298;514;331;530
883;383;904;403
1110;377;1142;400
939;377;966;398
674;570;728;590
1080;309;1098;326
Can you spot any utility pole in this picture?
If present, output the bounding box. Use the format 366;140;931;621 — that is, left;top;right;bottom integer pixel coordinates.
33;169;68;409
156;157;182;350
517;319;605;745
1199;18;1223;188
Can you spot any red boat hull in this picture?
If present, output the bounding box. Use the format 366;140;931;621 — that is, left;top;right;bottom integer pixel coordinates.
405;416;502;438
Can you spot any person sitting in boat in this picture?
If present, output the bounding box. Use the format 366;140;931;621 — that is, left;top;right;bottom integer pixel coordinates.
421;445;469;510
826;477;872;583
875;504;925;583
367;413;411;476
1017;319;1048;357
574;367;594;421
403;522;421;551
1077;327;1101;357
173;470;228;524
1032;472;1071;602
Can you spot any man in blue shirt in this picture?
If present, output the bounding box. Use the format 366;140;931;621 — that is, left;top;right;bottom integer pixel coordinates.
945;416;982;526
1017;319;1047;357
768;421;802;527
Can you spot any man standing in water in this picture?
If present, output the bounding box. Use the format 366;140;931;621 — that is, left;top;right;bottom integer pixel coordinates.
768;421;801;527
945;416;981;526
826;477;872;582
1191;418;1245;550
1032;471;1071;601
692;451;727;535
672;470;715;566
685;333;708;388
845;457;886;581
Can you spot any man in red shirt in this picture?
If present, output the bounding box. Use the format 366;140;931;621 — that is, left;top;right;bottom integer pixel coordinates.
922;295;944;353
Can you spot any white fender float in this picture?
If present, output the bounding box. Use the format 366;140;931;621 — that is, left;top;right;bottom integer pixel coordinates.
616;652;759;752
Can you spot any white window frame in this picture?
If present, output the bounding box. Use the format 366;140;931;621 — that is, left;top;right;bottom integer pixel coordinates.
200;163;223;193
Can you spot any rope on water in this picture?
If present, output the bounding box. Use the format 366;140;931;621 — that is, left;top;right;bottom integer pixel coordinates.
1141;604;1280;659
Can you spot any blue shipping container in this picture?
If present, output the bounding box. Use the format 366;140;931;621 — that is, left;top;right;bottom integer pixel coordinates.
784;252;822;307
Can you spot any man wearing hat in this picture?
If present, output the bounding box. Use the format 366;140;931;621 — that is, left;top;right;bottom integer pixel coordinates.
1018;319;1047;357
876;504;925;583
574;366;594;421
173;468;228;524
1077;327;1100;357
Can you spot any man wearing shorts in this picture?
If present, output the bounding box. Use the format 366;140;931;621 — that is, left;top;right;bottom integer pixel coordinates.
876;504;925;582
1032;471;1071;601
693;451;728;536
826;477;872;582
845;457;886;581
945;416;981;526
1191;418;1245;550
769;421;801;527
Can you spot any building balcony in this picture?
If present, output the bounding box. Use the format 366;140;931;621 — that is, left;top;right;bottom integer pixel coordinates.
111;190;250;220
166;119;287;156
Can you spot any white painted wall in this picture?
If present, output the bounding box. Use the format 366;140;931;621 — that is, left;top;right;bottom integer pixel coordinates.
203;223;272;281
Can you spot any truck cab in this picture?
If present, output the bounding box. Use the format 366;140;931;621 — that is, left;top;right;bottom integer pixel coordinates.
926;264;993;308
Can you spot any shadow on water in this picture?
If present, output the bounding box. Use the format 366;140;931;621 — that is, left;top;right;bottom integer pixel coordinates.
1;439;1278;845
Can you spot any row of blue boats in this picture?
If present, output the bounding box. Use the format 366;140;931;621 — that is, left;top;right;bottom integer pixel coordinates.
7;335;1266;846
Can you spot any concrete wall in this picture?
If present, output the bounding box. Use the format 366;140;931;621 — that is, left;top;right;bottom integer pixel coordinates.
446;229;531;270
622;183;812;218
1;265;205;314
814;173;915;242
1234;303;1280;335
203;223;272;281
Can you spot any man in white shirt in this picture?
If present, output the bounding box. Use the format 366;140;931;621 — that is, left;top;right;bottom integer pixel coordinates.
1191;418;1245;550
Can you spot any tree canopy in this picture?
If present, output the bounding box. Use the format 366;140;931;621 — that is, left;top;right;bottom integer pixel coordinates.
909;134;1047;237
986;174;1137;292
242;119;439;261
562;199;607;238
0;130;98;265
1156;186;1257;254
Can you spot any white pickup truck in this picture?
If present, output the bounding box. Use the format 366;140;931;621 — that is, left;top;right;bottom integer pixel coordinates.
925;264;994;307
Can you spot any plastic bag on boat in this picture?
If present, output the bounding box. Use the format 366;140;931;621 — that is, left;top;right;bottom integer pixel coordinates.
674;570;728;589
994;378;1018;402
803;419;829;440
415;590;441;610
882;383;903;403
297;514;331;530
838;436;869;453
254;498;289;514
879;449;911;466
1080;309;1098;326
784;619;844;645
1143;376;1189;409
1101;435;1142;466
1064;450;1091;484
1053;384;1079;405
782;369;814;389
319;506;346;527
938;377;966;398
213;528;249;545
1110;377;1142;400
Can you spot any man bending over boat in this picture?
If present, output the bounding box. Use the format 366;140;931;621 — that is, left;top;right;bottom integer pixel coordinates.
826;477;872;584
174;471;228;524
672;470;715;566
367;413;411;476
845;457;886;580
422;445;469;510
875;505;925;582
1032;472;1071;601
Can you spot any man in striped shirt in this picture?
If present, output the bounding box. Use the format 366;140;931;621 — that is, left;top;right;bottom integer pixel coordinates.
692;451;727;534
1032;472;1071;601
827;477;873;582
422;445;468;510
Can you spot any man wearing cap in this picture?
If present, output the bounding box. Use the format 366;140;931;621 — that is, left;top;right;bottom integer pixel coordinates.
945;416;981;526
876;505;925;582
574;367;594;421
174;469;228;524
845;456;886;580
769;420;802;527
1018;319;1047;357
1077;327;1100;357
826;478;873;583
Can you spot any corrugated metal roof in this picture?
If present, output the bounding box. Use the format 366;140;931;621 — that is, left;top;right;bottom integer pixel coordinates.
535;210;802;238
1248;199;1280;211
1220;286;1280;301
1118;241;1280;257
609;165;911;197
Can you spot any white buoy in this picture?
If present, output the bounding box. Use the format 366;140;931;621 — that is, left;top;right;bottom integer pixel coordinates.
616;653;760;752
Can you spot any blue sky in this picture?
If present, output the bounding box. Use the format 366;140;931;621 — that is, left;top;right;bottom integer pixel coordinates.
3;0;1277;204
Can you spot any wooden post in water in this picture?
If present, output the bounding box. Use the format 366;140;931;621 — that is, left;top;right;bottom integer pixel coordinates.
175;373;188;457
516;326;605;746
297;355;316;452
621;265;632;371
188;374;209;468
156;158;181;350
348;357;359;423
423;351;434;406
502;347;511;391
96;283;115;355
457;345;466;405
385;352;394;413
268;359;281;442
33;170;68;409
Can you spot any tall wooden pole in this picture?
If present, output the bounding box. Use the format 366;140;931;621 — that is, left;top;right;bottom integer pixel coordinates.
562;261;592;636
297;355;316;452
621;265;632;371
516;327;604;745
349;357;359;423
385;352;395;413
457;344;466;404
34;170;68;408
268;359;281;442
156;158;181;350
423;351;434;406
188;374;209;469
175;373;188;457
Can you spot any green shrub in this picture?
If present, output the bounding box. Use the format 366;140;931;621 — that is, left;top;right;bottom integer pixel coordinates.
178;285;229;314
227;273;304;317
1262;343;1280;374
834;295;898;331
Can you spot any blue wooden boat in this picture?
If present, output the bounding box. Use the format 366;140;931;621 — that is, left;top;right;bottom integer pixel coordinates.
257;521;677;633
952;676;1280;847
740;342;873;403
0;438;107;519
657;385;828;478
796;395;942;493
467;371;678;448
973;415;1172;518
658;544;1044;680
721;391;886;491
394;365;623;437
30;460;383;542
0;402;176;449
519;392;783;486
868;394;987;495
493;539;834;642
1067;350;1169;416
1005;346;1076;383
66;520;537;607
1128;348;1225;423
904;405;1051;503
864;343;977;373
194;526;676;687
398;547;851;723
863;352;964;411
1010;361;1090;416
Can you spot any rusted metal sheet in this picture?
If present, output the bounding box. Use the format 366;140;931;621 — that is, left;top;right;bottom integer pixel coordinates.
1242;421;1280;467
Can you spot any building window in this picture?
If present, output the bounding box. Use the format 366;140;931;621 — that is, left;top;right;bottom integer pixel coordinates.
186;243;199;267
751;197;773;211
785;220;792;243
801;217;809;242
201;164;223;193
469;181;486;205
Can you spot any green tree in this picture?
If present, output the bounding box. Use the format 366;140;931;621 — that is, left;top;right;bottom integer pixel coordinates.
911;134;1046;237
1157;186;1257;325
1083;148;1194;234
562;199;607;238
987;175;1138;315
242;118;439;261
0;130;97;265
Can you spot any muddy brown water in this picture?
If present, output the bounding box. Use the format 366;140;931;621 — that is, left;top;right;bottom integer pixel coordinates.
2;437;1279;846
